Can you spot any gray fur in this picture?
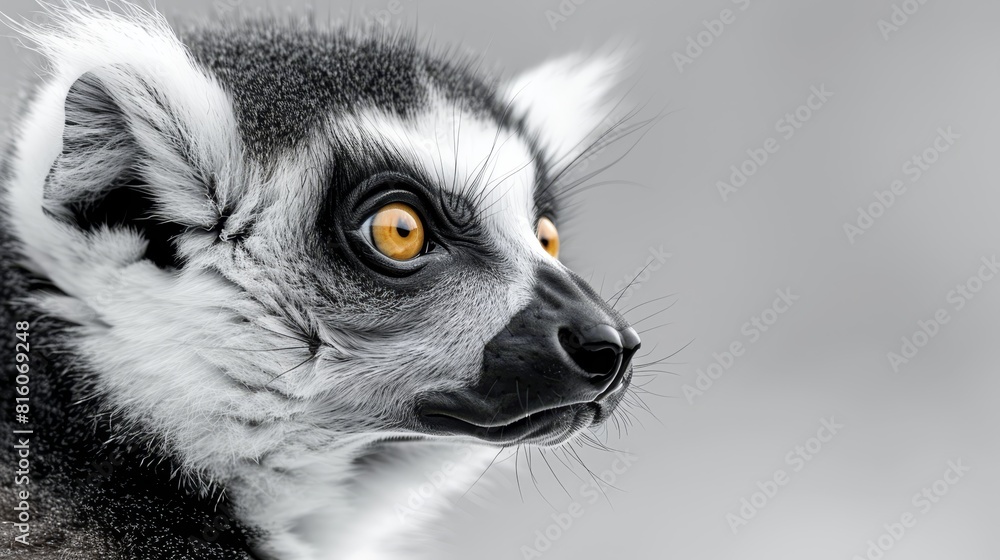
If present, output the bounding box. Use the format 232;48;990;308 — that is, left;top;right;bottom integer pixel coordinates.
0;4;635;559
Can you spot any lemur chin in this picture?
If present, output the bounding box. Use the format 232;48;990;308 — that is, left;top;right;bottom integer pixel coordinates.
0;2;641;559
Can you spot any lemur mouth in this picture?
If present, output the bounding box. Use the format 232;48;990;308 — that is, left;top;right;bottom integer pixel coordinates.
419;401;597;446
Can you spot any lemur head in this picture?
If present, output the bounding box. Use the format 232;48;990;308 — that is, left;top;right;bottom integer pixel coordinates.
5;5;639;476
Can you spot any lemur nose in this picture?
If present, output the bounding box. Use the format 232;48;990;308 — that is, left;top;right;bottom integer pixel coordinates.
559;324;641;383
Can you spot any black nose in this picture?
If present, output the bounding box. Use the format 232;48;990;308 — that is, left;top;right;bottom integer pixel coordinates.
559;324;641;385
452;264;645;439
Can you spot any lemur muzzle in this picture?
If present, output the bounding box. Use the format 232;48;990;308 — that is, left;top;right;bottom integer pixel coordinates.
419;263;639;445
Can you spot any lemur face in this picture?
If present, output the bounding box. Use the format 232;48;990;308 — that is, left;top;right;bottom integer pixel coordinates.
285;110;639;448
7;7;638;476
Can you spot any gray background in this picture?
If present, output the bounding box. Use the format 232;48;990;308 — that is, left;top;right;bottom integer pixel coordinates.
2;0;998;559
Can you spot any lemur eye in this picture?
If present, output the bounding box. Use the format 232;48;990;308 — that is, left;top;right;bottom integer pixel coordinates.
368;202;425;261
536;216;560;259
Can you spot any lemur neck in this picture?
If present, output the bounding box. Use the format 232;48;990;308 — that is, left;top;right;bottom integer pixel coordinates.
226;437;396;559
228;437;496;560
225;436;375;559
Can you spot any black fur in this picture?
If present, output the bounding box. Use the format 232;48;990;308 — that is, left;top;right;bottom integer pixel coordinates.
179;19;557;218
0;16;560;558
0;212;264;558
49;72;191;269
180;20;509;160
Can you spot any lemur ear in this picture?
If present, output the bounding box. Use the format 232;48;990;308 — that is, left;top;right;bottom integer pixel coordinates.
47;69;209;268
14;4;242;269
503;47;632;168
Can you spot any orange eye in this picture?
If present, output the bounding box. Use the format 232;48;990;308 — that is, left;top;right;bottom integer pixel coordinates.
536;216;560;259
369;202;425;261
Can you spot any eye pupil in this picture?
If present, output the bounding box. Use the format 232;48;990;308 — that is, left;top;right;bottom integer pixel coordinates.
369;202;425;261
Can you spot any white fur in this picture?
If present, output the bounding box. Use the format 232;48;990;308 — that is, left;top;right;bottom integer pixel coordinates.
504;47;630;170
3;4;623;559
328;99;556;276
232;101;553;560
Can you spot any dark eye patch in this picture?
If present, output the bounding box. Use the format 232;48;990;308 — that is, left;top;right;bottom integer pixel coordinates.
312;139;498;287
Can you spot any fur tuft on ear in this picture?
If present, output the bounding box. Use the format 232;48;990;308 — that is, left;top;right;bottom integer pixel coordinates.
47;67;213;268
503;44;634;170
2;2;244;286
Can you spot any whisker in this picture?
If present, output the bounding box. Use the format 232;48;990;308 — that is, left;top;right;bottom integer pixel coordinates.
525;448;557;511
565;445;614;505
620;293;677;316
461;446;505;500
610;259;657;309
193;345;312;353
638;322;674;334
633;339;694;367
629;301;678;326
266;354;317;386
514;445;524;502
539;448;572;499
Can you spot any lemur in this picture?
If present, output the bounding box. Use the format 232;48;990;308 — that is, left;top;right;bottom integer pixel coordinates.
0;3;643;559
